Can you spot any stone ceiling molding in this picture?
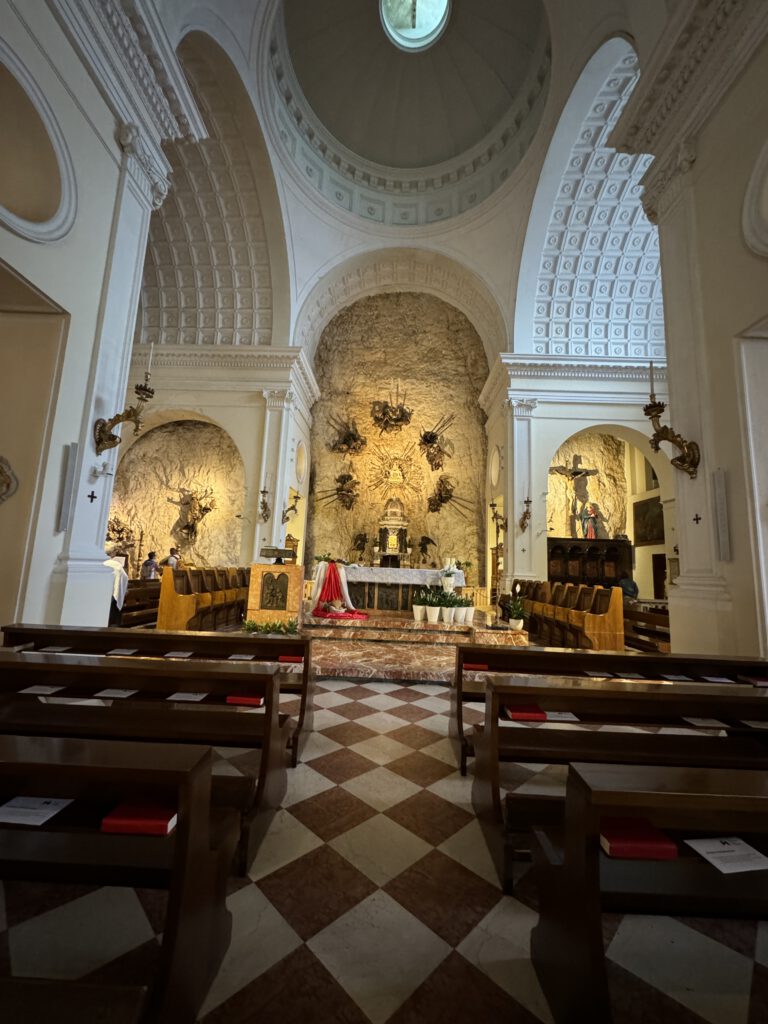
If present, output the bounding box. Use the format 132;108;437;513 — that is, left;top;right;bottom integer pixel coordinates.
743;138;768;258
139;41;274;348
610;0;768;218
0;38;78;242
49;0;205;152
262;4;551;227
524;39;665;361
293;249;507;363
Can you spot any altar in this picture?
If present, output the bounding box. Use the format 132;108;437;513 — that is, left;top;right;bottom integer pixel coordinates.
343;565;465;614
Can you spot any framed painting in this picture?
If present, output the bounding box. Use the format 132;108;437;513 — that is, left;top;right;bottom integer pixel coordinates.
633;496;665;547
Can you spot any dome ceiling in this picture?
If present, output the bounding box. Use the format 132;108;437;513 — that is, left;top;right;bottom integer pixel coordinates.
283;0;549;170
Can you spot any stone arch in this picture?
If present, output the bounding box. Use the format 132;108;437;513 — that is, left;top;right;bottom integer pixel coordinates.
515;36;664;360
293;247;508;365
138;30;289;349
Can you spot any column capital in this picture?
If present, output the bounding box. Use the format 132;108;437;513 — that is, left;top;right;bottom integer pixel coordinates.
264;388;295;411
118;122;170;208
505;398;538;418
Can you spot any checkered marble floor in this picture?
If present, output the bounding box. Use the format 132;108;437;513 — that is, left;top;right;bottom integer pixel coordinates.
1;680;767;1023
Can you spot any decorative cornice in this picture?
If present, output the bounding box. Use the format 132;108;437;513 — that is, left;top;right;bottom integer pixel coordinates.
610;0;768;217
263;5;551;226
641;139;697;224
50;0;205;154
499;356;667;384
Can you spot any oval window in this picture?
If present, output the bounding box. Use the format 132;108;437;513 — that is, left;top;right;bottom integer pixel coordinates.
380;0;451;53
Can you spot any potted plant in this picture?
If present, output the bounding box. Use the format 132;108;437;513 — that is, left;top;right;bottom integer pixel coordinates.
424;588;441;624
453;594;467;625
412;588;427;622
440;589;456;624
464;594;476;625
441;568;456;593
507;594;525;630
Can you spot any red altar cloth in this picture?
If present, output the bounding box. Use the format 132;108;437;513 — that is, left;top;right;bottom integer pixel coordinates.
312;560;368;619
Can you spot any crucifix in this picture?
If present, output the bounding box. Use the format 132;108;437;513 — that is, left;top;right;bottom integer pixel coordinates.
549;455;600;537
693;513;702;524
87;491;97;503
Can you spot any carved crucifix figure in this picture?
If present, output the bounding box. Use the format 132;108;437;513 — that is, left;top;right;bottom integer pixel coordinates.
549;455;600;537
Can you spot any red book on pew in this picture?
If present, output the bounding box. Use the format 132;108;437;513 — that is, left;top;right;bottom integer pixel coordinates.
278;655;303;664
464;663;489;671
599;817;677;860
101;802;177;836
503;704;546;722
225;694;265;707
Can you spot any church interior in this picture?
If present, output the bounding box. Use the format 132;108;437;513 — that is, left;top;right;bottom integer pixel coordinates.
1;0;768;1021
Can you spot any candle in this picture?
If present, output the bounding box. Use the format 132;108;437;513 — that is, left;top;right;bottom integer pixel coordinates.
147;342;155;375
649;360;654;398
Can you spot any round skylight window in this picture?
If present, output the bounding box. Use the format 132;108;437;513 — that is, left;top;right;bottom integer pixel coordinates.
380;0;451;53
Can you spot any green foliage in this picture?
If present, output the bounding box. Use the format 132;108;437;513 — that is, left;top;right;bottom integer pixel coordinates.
313;553;350;565
242;618;299;635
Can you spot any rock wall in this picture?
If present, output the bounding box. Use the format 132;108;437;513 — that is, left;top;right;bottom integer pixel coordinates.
546;433;626;539
110;420;244;572
308;293;489;582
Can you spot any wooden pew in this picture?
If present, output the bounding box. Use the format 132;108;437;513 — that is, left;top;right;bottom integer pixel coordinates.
118;579;161;628
0;650;288;873
1;623;314;767
471;674;768;892
449;643;768;777
0;734;240;1023
156;566;250;632
531;762;768;1023
623;603;671;653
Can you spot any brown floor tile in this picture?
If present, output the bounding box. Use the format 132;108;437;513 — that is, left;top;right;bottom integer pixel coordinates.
82;938;161;987
289;786;378;841
387;751;456;787
385;791;472;845
386;950;542;1023
672;914;758;959
321;721;379;746
1;880;100;929
606;960;710;1024
334;701;381;721
0;932;10;978
384;850;501;946
387;724;446;750
749;962;768;1024
385;686;428;703
257;846;376;941
278;698;301;716
338;685;378;700
134;888;168;934
386;704;435;723
309;747;379;784
201;944;369;1024
461;705;485;726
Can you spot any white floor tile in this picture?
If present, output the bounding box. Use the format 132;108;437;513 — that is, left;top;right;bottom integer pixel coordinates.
458;897;553;1023
412;695;453;713
427;769;475;812
510;764;568;798
329;814;432;886
607;915;754;1024
200;885;302;1015
308;890;450;1024
420;737;460;767
359;693;404;711
409;684;450;697
247;808;324;881
349;734;414;766
416;713;451;736
354;710;411;734
341;767;422;811
313;690;354;709
312;708;352;731
9;887;155;979
301;731;343;762
439;819;501;888
315;679;359;691
282;762;337;807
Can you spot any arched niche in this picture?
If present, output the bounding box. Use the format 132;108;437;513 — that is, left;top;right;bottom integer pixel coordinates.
110;419;245;571
515;36;664;361
0;41;77;242
293;247;508;365
743;137;768;258
137;30;289;349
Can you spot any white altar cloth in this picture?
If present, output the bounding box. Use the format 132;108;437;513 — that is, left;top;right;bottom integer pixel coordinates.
343;566;465;587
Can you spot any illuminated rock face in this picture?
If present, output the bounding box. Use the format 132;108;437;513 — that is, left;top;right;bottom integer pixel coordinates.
546;433;627;541
308;292;489;582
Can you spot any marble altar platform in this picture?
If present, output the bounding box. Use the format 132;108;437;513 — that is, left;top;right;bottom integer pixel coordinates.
340;565;465;615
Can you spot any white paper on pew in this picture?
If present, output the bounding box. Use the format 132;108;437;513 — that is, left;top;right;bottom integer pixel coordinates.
619;672;644;680
683;717;729;728
0;796;73;826
95;689;138;699
167;692;207;702
164;651;194;659
663;674;692;681
106;648;139;656
685;837;768;874
701;676;735;684
19;685;64;695
228;654;255;661
39;646;71;653
658;726;728;737
45;698;110;706
740;720;768;729
545;711;579;722
584;671;612;678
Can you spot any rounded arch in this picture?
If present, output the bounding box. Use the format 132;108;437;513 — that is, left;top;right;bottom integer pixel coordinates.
514;36;664;361
293;247;508;365
138;29;290;349
547;422;672;494
115;407;240;463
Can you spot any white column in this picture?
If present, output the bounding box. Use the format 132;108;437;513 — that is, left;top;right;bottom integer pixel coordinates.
48;126;169;625
253;388;295;556
502;398;538;589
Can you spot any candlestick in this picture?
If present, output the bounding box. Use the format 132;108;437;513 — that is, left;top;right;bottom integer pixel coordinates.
648;360;654;399
147;342;154;375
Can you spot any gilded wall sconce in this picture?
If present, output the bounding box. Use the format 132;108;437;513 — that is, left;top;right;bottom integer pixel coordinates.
644;362;700;479
93;370;155;455
259;487;271;522
282;489;302;524
518;497;532;533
